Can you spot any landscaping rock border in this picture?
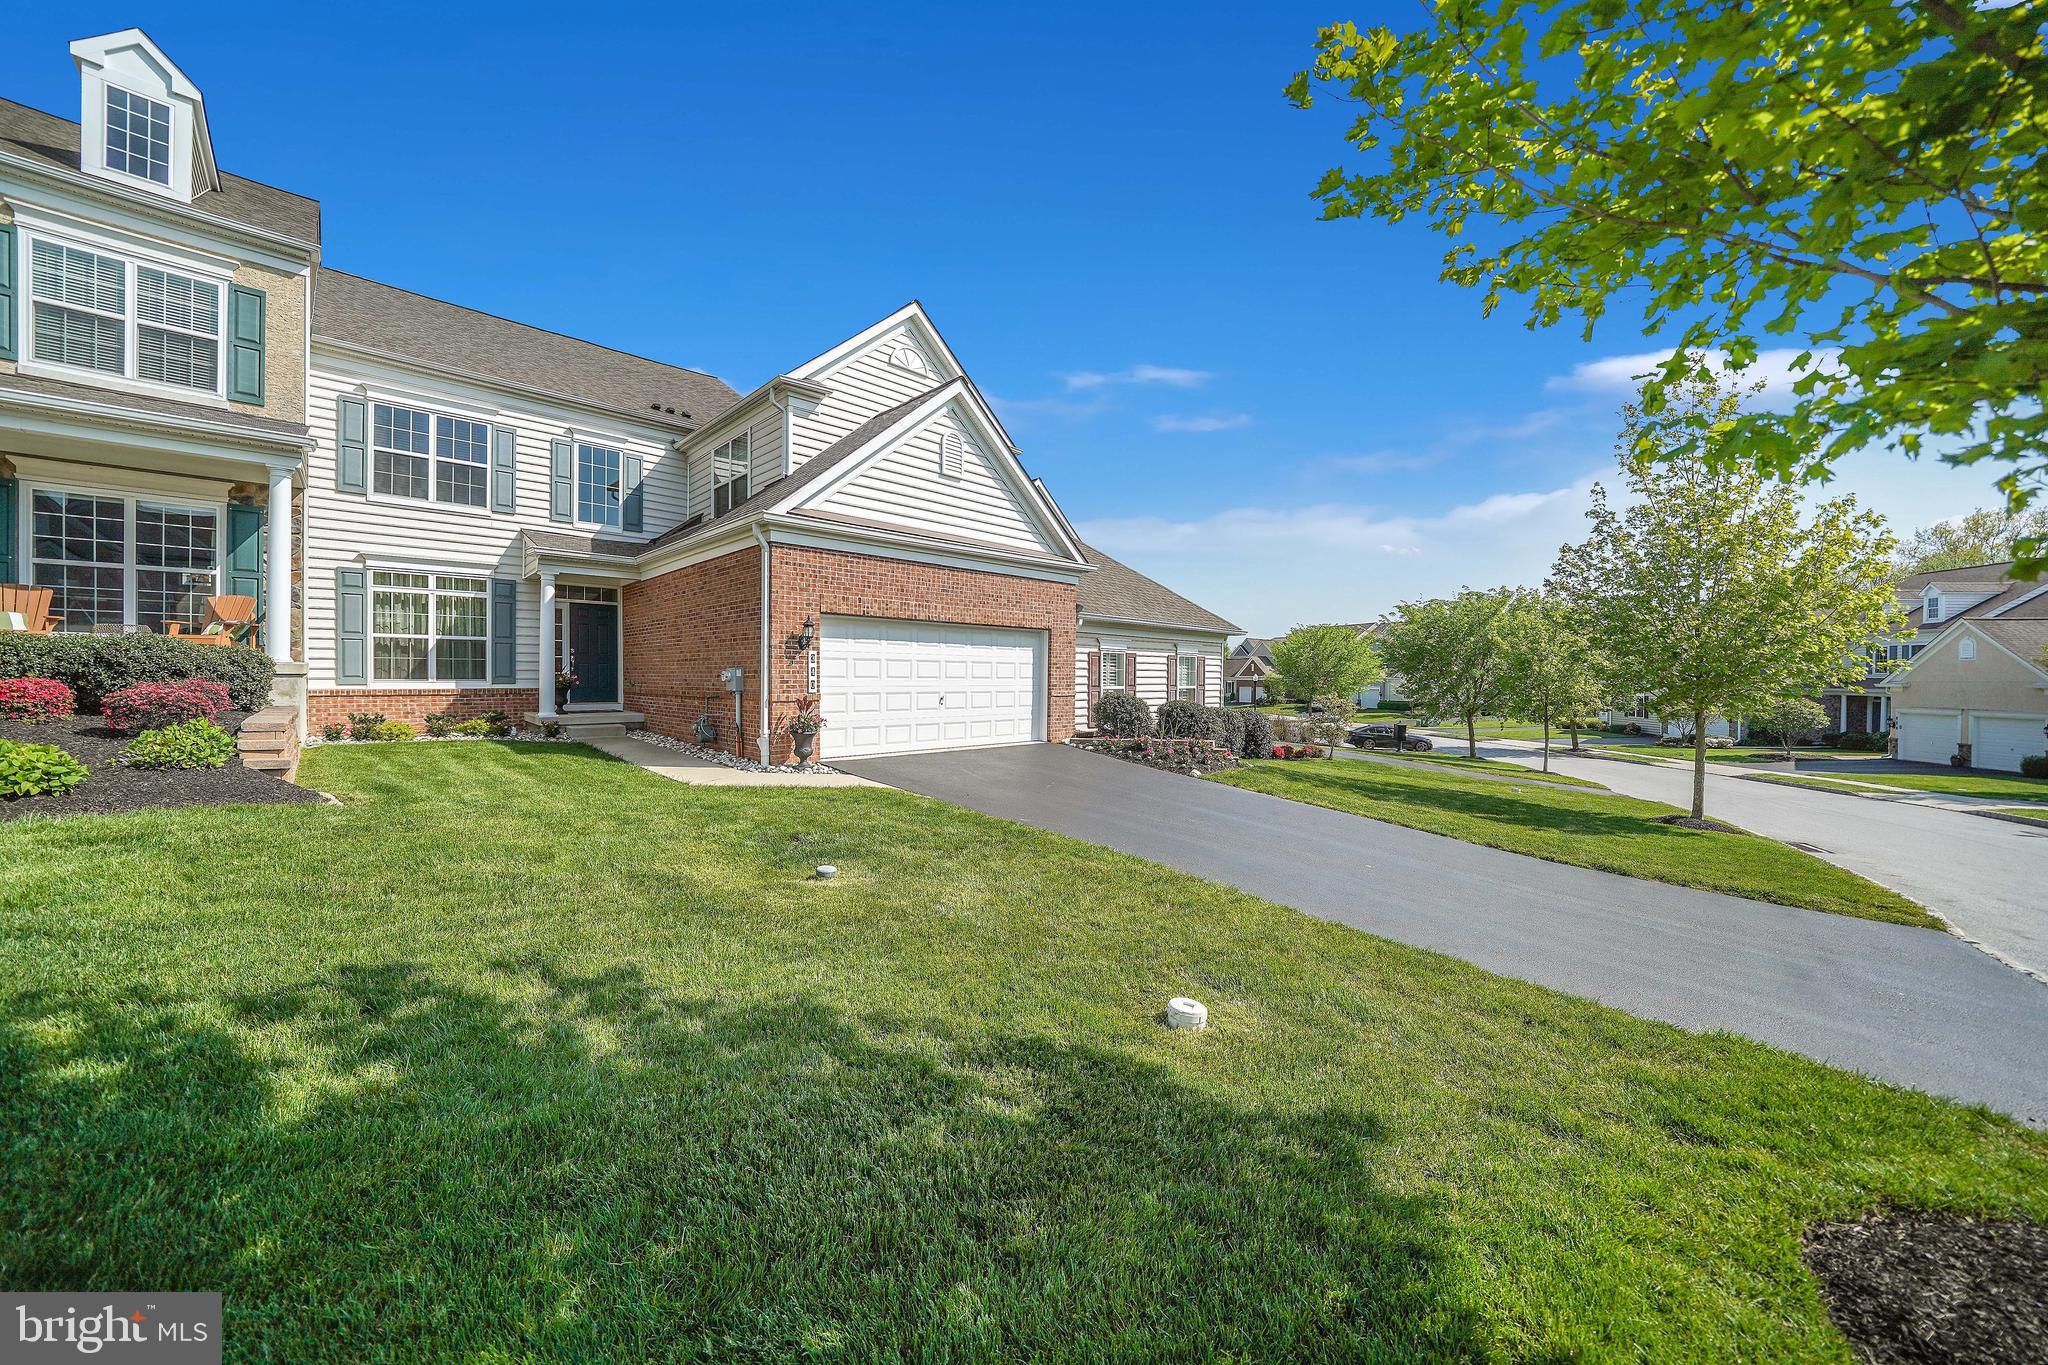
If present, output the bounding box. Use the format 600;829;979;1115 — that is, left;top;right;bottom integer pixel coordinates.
628;729;840;775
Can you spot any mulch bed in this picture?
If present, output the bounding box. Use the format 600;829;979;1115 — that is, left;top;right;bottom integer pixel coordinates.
1071;739;1240;776
1;713;324;823
1651;813;1745;833
1805;1212;2048;1364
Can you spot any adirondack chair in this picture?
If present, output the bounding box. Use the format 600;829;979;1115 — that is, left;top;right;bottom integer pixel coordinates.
0;584;62;635
167;595;260;647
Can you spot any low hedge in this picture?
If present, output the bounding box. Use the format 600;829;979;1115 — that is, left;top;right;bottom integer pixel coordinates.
0;634;273;712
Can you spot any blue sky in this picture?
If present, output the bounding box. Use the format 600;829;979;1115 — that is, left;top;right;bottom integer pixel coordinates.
5;4;2002;634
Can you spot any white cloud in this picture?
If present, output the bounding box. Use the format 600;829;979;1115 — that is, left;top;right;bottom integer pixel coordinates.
1152;412;1253;433
1546;347;1845;408
1062;363;1211;391
986;392;1109;423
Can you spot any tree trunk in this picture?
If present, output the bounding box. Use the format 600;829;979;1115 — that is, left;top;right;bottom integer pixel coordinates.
1541;706;1552;772
1465;711;1478;759
1569;718;1581;752
1692;709;1708;820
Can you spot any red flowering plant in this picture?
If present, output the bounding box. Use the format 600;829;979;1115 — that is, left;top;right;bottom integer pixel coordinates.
0;678;77;724
101;679;233;734
786;701;827;737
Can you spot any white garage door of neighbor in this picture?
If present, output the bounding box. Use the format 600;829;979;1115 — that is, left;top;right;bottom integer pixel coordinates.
1896;711;1960;766
820;617;1046;759
1970;715;2048;773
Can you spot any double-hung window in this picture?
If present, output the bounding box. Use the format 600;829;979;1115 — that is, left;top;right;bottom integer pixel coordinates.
577;443;623;527
372;403;492;508
713;432;750;516
28;490;220;633
1100;652;1125;690
1176;654;1199;701
370;572;489;682
28;235;223;395
105;87;172;186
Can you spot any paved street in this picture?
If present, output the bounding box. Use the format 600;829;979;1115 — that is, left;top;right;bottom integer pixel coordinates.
840;743;2048;1124
1462;739;2048;979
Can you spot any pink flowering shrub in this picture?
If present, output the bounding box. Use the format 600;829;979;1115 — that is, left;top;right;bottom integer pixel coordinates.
102;679;234;734
0;678;77;724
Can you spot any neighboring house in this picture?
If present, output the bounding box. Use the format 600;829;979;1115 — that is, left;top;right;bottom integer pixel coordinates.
1223;623;1407;709
1074;542;1237;728
0;31;1232;765
1880;561;2048;772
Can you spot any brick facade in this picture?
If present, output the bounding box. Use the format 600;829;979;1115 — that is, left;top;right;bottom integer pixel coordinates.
622;546;763;756
308;687;539;732
621;540;1078;764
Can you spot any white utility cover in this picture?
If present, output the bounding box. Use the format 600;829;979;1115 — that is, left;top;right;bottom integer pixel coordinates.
1969;715;2048;774
1896;711;1960;767
820;616;1045;759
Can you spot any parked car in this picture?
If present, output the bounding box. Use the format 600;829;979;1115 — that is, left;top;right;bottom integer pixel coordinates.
1348;723;1432;752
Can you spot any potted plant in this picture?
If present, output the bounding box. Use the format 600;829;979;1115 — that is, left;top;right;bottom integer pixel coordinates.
554;670;578;711
787;700;826;763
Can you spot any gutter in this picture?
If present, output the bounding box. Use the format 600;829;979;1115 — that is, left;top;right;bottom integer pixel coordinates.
0;387;315;454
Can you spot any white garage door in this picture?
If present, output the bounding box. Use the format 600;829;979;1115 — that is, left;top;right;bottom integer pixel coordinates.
1970;715;2048;773
820;617;1045;759
1897;710;1960;766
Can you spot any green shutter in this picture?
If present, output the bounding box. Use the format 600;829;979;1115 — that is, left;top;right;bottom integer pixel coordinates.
491;426;518;514
0;477;16;582
0;224;16;362
550;438;573;522
225;503;266;649
622;452;643;532
490;578;518;684
336;394;368;493
335;567;368;685
226;284;266;404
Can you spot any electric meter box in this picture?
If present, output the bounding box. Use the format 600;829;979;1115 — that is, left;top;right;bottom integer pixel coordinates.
721;667;745;693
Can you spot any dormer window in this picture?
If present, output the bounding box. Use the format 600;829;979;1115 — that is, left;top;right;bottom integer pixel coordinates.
105;86;172;185
1923;591;1942;622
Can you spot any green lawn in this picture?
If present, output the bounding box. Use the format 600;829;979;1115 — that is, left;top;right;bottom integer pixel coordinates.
1746;773;1887;796
1209;758;1933;927
1989;806;2048;825
1415;716;1604;742
1627;745;1893;766
1349;750;1608;788
1832;770;2048;801
2;743;2030;1359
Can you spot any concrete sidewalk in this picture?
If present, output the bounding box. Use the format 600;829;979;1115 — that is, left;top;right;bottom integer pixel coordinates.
591;736;878;787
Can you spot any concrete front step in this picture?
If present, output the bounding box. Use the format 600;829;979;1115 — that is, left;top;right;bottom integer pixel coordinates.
523;710;644;741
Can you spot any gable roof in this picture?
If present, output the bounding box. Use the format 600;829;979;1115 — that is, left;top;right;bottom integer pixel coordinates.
0;96;319;242
1895;561;2037;633
314;269;738;431
1077;543;1239;634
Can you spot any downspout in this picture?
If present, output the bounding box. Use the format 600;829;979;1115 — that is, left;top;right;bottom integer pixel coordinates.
752;522;773;765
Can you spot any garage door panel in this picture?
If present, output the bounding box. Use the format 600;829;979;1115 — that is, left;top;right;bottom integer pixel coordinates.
1971;716;2048;773
822;616;1046;758
1897;711;1958;766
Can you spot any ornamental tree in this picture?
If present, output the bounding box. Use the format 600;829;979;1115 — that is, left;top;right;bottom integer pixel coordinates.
1377;589;1523;757
1269;624;1384;711
1496;598;1608;771
1548;369;1905;819
1746;696;1833;763
1290;3;2048;575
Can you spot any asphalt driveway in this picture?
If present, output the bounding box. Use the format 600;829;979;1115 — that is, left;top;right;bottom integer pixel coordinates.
839;743;2048;1124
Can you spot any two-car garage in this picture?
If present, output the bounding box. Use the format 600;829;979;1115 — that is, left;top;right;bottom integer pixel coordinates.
1896;709;2048;772
818;616;1046;760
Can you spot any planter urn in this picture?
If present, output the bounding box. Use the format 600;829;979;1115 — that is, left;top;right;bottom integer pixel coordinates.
793;731;816;763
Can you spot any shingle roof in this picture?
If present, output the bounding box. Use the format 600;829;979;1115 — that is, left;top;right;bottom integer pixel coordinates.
313;269;740;430
0;97;320;242
1974;618;2048;666
1895;561;2033;632
0;367;308;440
1076;543;1239;634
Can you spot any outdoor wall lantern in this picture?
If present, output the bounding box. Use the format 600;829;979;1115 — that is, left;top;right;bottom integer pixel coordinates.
793;618;816;651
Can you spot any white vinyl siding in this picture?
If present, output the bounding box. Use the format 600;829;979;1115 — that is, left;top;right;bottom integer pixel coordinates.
681;408;784;524
304;356;682;691
804;404;1056;555
791;324;949;467
1074;629;1227;731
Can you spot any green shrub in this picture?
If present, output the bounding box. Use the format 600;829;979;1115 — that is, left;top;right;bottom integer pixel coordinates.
321;723;345;742
0;633;273;711
423;711;456;738
368;721;416;742
2021;754;2048;779
1237;709;1274;757
0;740;89;798
122;718;237;771
1091;690;1151;737
1377;699;1414;713
347;713;389;741
452;718;497;737
1157;700;1227;741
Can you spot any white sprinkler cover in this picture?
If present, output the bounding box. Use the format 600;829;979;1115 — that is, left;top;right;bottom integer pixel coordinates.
815;865;838;879
1167;997;1208;1030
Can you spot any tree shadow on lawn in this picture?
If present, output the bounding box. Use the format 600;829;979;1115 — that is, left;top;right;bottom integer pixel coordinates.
0;959;1486;1361
1256;762;1717;846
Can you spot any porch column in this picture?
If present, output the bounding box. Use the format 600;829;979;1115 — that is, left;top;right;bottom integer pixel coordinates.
266;465;294;663
538;571;558;718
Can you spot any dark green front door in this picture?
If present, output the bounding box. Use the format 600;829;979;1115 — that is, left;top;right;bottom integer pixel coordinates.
568;603;619;706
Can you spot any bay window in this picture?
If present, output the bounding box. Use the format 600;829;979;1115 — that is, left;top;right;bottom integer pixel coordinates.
27;236;223;394
371;572;488;682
